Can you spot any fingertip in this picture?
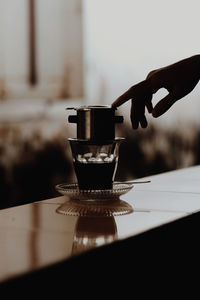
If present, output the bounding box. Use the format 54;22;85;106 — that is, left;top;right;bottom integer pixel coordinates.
111;102;118;108
111;100;119;107
152;110;159;118
141;122;148;128
132;120;139;129
147;107;153;114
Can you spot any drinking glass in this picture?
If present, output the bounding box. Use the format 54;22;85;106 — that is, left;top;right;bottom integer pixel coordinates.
69;138;124;190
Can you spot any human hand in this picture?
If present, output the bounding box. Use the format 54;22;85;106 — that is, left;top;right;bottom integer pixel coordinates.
112;55;200;129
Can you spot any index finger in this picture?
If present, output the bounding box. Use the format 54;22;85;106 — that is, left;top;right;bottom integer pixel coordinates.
112;80;149;108
112;88;133;108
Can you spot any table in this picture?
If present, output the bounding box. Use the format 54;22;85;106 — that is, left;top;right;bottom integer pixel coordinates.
1;165;200;290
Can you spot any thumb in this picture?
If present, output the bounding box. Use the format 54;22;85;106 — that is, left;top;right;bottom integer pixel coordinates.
152;92;179;118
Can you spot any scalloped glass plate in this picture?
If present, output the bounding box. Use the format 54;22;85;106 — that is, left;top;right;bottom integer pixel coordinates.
55;182;134;201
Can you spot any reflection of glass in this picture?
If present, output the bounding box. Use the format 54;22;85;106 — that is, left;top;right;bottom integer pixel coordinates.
56;198;133;217
72;216;117;255
69;138;124;190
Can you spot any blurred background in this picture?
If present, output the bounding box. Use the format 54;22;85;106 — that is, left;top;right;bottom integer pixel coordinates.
0;0;200;208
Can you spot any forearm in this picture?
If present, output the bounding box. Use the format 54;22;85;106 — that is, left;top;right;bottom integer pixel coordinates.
194;55;200;79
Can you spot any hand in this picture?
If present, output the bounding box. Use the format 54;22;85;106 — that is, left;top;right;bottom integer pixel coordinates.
112;55;200;129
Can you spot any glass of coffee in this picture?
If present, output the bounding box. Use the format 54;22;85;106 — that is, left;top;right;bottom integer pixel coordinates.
69;138;124;190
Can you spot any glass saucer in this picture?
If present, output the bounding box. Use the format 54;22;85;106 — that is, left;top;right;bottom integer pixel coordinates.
56;198;133;217
55;182;134;201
